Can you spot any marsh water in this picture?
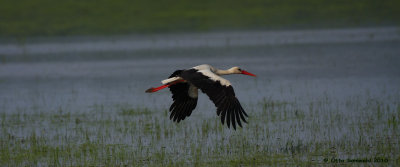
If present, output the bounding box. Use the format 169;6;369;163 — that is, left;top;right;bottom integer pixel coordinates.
1;27;400;165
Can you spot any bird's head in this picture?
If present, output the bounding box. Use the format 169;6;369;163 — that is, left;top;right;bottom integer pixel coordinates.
229;67;256;77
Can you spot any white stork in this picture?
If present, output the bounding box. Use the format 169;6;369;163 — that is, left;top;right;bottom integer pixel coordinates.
145;64;256;129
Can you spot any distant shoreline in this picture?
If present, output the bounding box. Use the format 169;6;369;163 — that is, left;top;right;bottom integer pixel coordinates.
1;26;399;56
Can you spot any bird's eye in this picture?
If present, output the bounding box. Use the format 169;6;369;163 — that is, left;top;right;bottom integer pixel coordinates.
238;68;242;71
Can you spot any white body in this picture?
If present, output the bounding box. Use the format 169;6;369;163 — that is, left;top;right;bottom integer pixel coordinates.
161;64;233;86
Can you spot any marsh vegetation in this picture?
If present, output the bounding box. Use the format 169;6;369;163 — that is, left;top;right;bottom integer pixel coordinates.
1;28;399;166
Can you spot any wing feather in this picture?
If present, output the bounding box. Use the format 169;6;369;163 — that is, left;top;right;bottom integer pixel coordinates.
235;107;242;128
230;104;236;129
179;69;248;129
168;70;198;123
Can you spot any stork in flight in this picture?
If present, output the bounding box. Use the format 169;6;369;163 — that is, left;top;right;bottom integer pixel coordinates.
145;64;256;129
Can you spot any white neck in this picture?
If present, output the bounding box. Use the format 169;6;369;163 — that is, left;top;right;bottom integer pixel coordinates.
215;68;234;75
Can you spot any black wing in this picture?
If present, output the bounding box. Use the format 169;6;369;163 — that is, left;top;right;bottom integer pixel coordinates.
179;69;248;130
168;70;198;123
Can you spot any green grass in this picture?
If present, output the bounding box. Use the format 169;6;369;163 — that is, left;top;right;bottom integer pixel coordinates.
1;96;399;166
0;0;399;37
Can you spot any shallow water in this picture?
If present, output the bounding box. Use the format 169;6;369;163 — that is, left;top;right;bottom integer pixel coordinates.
1;27;400;165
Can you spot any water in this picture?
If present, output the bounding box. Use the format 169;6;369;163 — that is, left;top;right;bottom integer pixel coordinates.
0;27;399;165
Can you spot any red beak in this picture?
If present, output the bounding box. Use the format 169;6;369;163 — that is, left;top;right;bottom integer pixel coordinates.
241;70;256;77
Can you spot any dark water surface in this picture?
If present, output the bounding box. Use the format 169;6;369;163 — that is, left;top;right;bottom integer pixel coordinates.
1;27;399;165
1;27;399;113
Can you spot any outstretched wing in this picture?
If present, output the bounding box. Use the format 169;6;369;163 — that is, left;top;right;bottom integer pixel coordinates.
179;69;248;129
168;70;198;123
